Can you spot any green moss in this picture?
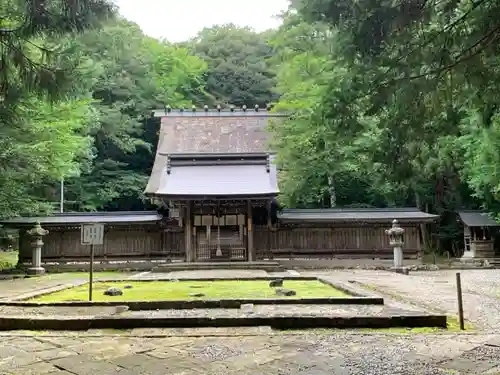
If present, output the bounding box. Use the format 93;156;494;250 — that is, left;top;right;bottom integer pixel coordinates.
284;316;473;334
30;280;349;302
446;316;474;331
0;251;18;270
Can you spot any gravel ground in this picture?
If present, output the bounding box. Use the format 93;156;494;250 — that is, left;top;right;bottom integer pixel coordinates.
0;303;429;319
309;269;500;330
123;304;428;319
0;305;119;316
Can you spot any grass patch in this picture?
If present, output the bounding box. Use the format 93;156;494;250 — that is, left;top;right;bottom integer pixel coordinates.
30;280;349;302
0;251;18;270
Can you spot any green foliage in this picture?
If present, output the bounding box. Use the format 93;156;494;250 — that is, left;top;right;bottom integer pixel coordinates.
0;97;94;217
59;20;208;211
0;0;114;103
270;0;500;252
0;4;208;216
184;24;278;107
5;0;500;257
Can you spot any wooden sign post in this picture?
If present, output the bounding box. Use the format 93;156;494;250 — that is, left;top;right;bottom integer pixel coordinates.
81;223;104;301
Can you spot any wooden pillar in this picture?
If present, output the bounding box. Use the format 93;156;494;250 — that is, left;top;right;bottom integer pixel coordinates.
160;229;165;258
247;200;254;262
185;202;193;262
356;228;361;249
267;199;273;260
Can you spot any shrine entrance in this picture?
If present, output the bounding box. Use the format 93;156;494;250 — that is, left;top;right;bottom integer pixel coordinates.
192;201;249;262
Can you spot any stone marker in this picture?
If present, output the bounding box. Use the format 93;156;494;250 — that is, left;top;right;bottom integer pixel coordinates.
385;219;408;274
104;287;123;296
124;284;133;289
269;279;283;288
189;292;205;297
27;222;49;275
240;303;254;313
275;288;296;296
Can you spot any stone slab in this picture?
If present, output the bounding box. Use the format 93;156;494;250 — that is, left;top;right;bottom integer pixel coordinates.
51;355;123;375
0;312;447;331
0;331;499;375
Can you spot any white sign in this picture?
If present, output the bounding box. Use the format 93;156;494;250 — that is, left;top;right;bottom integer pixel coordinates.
81;223;104;245
169;208;180;219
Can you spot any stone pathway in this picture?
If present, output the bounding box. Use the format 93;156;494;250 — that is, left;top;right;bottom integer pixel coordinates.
0;329;499;374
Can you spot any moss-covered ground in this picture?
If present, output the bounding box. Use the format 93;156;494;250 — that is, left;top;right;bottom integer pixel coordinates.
284;317;473;334
0;251;18;270
31;280;349;302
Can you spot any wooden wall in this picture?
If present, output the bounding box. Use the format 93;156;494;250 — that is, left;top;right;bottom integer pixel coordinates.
254;224;421;260
18;222;422;263
18;225;183;262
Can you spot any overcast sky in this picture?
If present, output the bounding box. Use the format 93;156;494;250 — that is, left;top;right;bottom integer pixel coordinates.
114;0;290;42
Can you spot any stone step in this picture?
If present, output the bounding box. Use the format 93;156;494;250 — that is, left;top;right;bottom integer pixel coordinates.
152;261;285;273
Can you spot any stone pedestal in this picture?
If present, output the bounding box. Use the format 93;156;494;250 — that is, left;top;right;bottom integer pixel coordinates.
27;222;48;275
393;246;403;268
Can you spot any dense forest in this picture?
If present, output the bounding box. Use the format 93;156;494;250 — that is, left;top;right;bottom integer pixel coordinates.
2;0;500;254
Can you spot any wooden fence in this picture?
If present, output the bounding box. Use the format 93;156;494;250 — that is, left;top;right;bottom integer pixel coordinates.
19;223;422;263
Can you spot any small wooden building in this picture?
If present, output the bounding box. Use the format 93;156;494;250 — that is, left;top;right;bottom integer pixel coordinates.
2;107;439;265
458;210;500;259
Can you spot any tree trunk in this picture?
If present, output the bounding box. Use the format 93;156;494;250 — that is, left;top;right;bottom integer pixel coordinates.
328;176;336;208
415;192;429;252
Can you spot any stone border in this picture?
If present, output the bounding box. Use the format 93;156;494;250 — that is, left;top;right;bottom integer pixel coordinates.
0;297;384;309
3;276;384;307
0;314;447;331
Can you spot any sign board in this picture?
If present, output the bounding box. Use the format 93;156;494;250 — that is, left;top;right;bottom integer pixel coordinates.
169;208;180;219
81;223;104;246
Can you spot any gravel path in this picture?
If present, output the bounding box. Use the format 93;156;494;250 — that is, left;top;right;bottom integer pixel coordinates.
309;269;500;330
0;303;429;319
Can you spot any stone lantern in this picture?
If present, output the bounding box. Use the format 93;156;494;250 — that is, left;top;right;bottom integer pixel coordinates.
385;219;405;269
27;222;49;275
